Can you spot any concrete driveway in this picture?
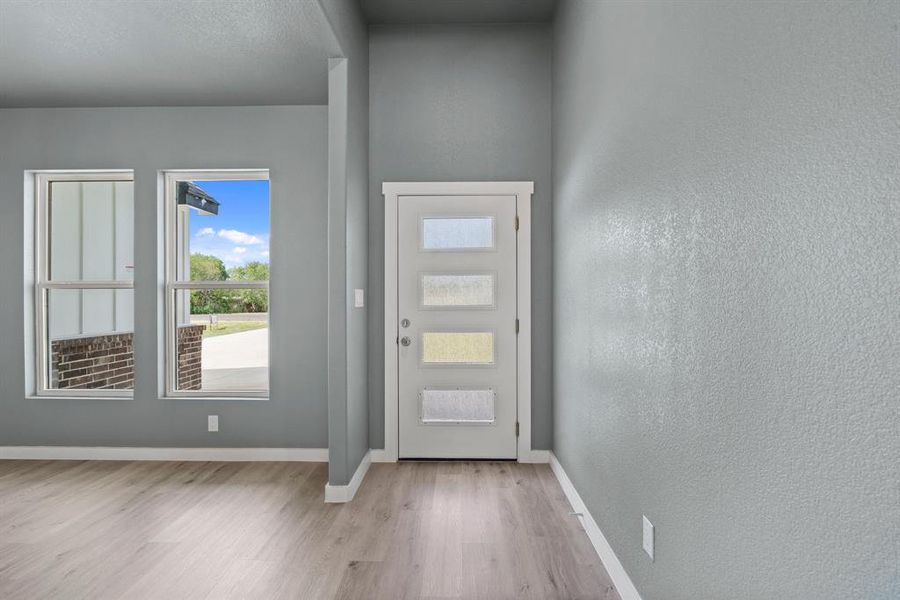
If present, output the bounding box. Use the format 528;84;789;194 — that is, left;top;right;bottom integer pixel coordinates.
201;327;268;391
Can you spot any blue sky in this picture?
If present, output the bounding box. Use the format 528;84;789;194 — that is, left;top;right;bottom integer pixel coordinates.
188;180;270;268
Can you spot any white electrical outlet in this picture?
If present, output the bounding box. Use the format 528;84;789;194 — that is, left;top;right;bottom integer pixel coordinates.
354;288;365;308
643;515;654;561
208;415;219;432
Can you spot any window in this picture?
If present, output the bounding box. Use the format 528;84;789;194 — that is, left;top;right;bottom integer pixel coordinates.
34;172;135;396
164;171;270;397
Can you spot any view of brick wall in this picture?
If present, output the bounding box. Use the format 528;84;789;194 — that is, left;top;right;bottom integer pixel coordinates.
177;325;206;390
51;333;134;389
50;325;206;391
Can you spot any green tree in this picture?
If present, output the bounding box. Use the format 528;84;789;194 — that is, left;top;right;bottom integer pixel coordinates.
189;254;229;314
228;262;269;282
190;253;227;281
228;261;269;312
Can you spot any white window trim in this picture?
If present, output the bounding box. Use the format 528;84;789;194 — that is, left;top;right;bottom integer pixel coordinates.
381;181;534;463
162;170;271;399
33;171;135;398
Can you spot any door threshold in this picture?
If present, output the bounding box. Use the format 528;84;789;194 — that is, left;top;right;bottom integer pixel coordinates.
399;457;517;462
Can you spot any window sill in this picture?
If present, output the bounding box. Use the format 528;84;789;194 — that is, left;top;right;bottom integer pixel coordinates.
162;395;270;402
27;393;134;401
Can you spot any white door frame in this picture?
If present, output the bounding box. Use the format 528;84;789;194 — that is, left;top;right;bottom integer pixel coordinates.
382;181;535;462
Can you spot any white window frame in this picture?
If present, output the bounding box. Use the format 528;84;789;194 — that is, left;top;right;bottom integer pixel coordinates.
163;170;270;399
33;171;135;398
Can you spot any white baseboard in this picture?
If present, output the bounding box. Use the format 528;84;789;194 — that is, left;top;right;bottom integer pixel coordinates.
518;449;551;463
549;452;643;600
0;446;329;462
325;449;371;503
369;448;395;463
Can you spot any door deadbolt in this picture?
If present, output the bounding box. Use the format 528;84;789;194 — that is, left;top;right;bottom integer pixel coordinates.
400;336;412;347
401;318;411;328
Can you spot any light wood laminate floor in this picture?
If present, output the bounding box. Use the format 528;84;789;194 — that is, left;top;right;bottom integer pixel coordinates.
0;460;619;599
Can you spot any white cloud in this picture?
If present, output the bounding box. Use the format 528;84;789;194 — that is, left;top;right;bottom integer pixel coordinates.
196;227;215;237
191;230;269;269
221;255;243;268
217;229;264;245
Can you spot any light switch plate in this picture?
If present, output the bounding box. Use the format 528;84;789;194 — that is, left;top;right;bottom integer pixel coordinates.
354;288;365;308
642;515;654;561
208;415;219;432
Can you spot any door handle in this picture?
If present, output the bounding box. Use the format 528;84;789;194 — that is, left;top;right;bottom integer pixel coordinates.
400;336;412;347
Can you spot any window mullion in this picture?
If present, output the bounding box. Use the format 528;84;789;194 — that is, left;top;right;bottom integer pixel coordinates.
42;281;133;290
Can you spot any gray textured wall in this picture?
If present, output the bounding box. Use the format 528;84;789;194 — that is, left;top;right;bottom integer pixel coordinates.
0;106;329;448
368;24;553;450
327;59;352;479
552;2;900;599
320;0;370;485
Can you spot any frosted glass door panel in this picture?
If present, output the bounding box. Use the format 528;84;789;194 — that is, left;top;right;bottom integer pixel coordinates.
421;217;494;250
422;331;494;365
421;273;495;308
421;388;495;423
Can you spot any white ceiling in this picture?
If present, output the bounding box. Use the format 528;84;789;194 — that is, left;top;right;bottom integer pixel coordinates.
361;0;556;25
0;0;340;107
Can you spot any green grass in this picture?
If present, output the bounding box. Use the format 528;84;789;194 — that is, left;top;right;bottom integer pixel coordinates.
200;321;267;338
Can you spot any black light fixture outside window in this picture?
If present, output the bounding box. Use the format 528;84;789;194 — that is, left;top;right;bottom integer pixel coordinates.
176;181;219;215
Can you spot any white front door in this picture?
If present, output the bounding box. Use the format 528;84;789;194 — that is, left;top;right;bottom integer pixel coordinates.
397;194;518;459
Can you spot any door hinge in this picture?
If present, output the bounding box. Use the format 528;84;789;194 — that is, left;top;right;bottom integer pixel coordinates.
516;421;520;437
514;215;520;231
515;318;520;334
